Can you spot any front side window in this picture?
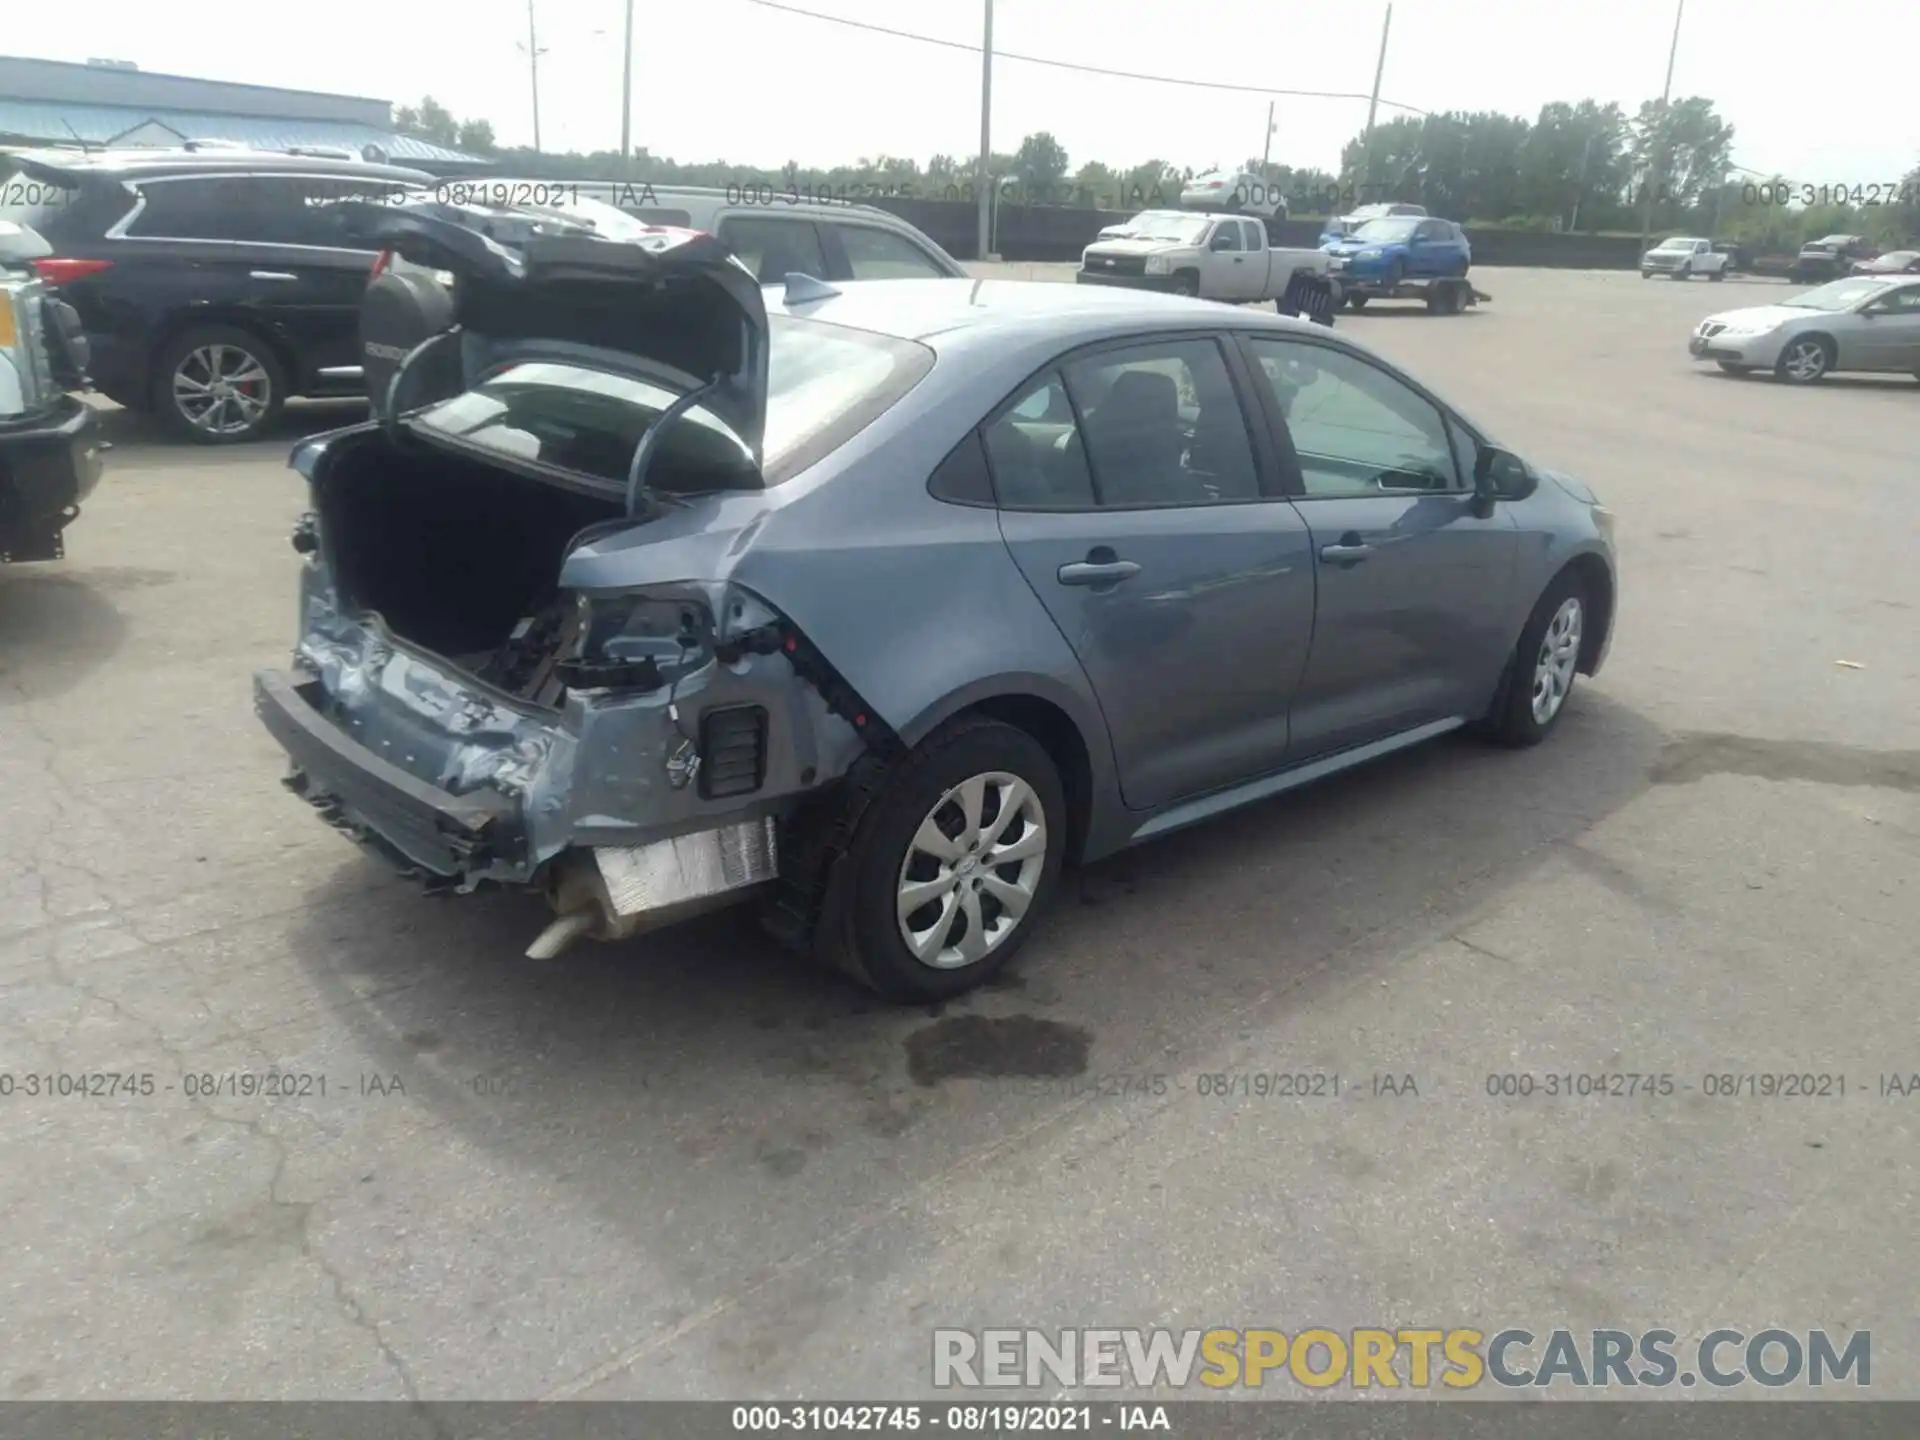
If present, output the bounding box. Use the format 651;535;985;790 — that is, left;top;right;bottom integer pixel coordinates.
715;216;828;283
1210;223;1242;252
1866;285;1920;315
405;315;933;492
833;224;949;280
1249;338;1461;497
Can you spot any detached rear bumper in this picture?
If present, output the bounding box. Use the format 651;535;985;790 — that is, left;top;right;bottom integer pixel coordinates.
255;668;528;879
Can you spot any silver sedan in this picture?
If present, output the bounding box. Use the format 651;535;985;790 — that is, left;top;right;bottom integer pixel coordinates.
1690;275;1920;383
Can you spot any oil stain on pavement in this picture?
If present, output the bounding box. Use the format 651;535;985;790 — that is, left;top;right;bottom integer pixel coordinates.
904;1015;1091;1087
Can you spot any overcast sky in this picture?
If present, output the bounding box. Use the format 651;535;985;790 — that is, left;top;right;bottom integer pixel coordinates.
10;0;1917;184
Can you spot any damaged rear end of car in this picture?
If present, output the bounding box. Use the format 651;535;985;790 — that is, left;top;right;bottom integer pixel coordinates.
254;201;927;958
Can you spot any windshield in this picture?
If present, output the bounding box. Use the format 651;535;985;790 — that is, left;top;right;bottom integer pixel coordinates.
1351;218;1421;243
1656;237;1702;251
1782;277;1891;311
405;314;935;492
1123;213;1211;243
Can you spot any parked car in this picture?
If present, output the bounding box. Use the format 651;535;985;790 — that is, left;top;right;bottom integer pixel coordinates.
0;218;104;563
1323;216;1471;302
1792;235;1878;284
495;180;970;285
1688;275;1920;383
1179;169;1289;222
1640;236;1730;281
1318;202;1426;247
254;205;1618;1003
1852;249;1920;276
1;145;436;443
1077;210;1327;302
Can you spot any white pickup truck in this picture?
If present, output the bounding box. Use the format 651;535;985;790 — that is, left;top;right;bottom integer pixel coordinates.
1077;210;1328;303
1641;236;1731;281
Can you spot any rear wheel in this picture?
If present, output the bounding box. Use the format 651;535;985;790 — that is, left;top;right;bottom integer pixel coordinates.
153;325;286;444
828;717;1067;1003
1708;268;1726;281
1775;335;1833;384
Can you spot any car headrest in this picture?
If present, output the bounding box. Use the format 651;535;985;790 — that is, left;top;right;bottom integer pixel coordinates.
1105;370;1178;426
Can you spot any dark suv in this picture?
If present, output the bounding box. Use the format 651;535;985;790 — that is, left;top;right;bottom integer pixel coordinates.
1;147;434;443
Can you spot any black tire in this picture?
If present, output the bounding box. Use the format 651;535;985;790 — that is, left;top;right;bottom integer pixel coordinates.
1426;282;1461;315
1346;292;1370;311
824;717;1067;1003
1774;334;1834;384
1170;272;1198;298
1673;266;1690;281
152;324;287;444
1477;571;1589;749
1641;270;1653;279
1717;361;1753;376
1708;268;1725;282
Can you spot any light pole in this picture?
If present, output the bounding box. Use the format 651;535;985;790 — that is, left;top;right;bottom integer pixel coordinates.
1361;4;1392;199
1637;0;1686;256
619;0;635;170
524;0;544;152
1261;100;1275;171
975;0;994;261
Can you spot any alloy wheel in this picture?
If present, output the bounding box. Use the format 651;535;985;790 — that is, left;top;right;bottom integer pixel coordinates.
895;771;1047;969
1530;597;1583;725
1781;339;1829;382
173;343;272;437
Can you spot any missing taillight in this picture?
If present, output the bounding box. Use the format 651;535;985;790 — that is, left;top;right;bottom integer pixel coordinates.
369;249;394;278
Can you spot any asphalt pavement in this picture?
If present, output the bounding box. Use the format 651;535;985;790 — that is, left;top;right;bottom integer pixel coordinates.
0;267;1915;1401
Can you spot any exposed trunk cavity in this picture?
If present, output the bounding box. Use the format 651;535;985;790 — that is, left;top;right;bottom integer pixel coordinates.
316;434;625;699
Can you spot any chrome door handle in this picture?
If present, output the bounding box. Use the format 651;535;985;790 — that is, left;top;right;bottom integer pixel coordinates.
250;270;300;281
1319;542;1373;564
1058;560;1141;586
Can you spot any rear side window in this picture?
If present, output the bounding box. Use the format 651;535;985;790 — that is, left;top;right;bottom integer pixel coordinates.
125;176;291;242
715;215;828;283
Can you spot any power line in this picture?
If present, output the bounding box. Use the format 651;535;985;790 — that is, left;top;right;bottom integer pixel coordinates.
743;0;1433;114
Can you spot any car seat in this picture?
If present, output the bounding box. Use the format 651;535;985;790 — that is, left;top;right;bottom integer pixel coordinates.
1083;370;1185;504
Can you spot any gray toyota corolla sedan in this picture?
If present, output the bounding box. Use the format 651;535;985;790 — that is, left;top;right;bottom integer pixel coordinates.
255;209;1617;1002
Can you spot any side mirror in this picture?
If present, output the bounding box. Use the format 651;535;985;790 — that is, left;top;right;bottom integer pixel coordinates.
1473;445;1536;503
1208;232;1232;251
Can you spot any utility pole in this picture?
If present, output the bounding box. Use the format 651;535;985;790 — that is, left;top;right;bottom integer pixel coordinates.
1261;100;1275;171
1637;0;1686;256
1361;4;1392;199
1569;131;1597;232
619;0;635;171
526;0;543;153
975;0;994;261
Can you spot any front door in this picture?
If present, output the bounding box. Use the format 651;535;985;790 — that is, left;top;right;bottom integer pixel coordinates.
988;334;1317;811
1205;220;1259;301
1239;334;1521;760
1854;284;1920;371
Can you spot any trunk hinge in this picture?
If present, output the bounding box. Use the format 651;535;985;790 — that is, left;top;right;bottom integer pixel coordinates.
624;374;728;517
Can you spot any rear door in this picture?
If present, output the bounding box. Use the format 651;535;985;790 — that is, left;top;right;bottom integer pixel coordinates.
988;332;1317;810
1237;332;1521;759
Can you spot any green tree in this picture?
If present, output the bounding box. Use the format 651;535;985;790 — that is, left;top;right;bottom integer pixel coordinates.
1630;95;1735;224
1013;132;1070;191
393;96;459;148
455;119;497;155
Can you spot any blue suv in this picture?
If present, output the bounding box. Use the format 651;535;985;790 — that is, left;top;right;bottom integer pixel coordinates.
1323;216;1471;289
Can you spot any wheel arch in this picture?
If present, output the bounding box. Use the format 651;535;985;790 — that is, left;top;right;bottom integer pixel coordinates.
898;676;1117;865
1562;551;1615;676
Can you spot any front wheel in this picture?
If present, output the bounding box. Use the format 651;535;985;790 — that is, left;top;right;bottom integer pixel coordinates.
1346;291;1370;311
829;717;1067;1003
1775;335;1832;384
1169;273;1197;298
1478;574;1588;748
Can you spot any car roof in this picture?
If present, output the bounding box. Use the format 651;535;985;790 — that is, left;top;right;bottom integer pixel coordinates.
7;145;434;184
769;276;1329;344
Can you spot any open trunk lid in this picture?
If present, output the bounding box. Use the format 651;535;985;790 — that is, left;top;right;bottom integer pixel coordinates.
338;198;770;471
